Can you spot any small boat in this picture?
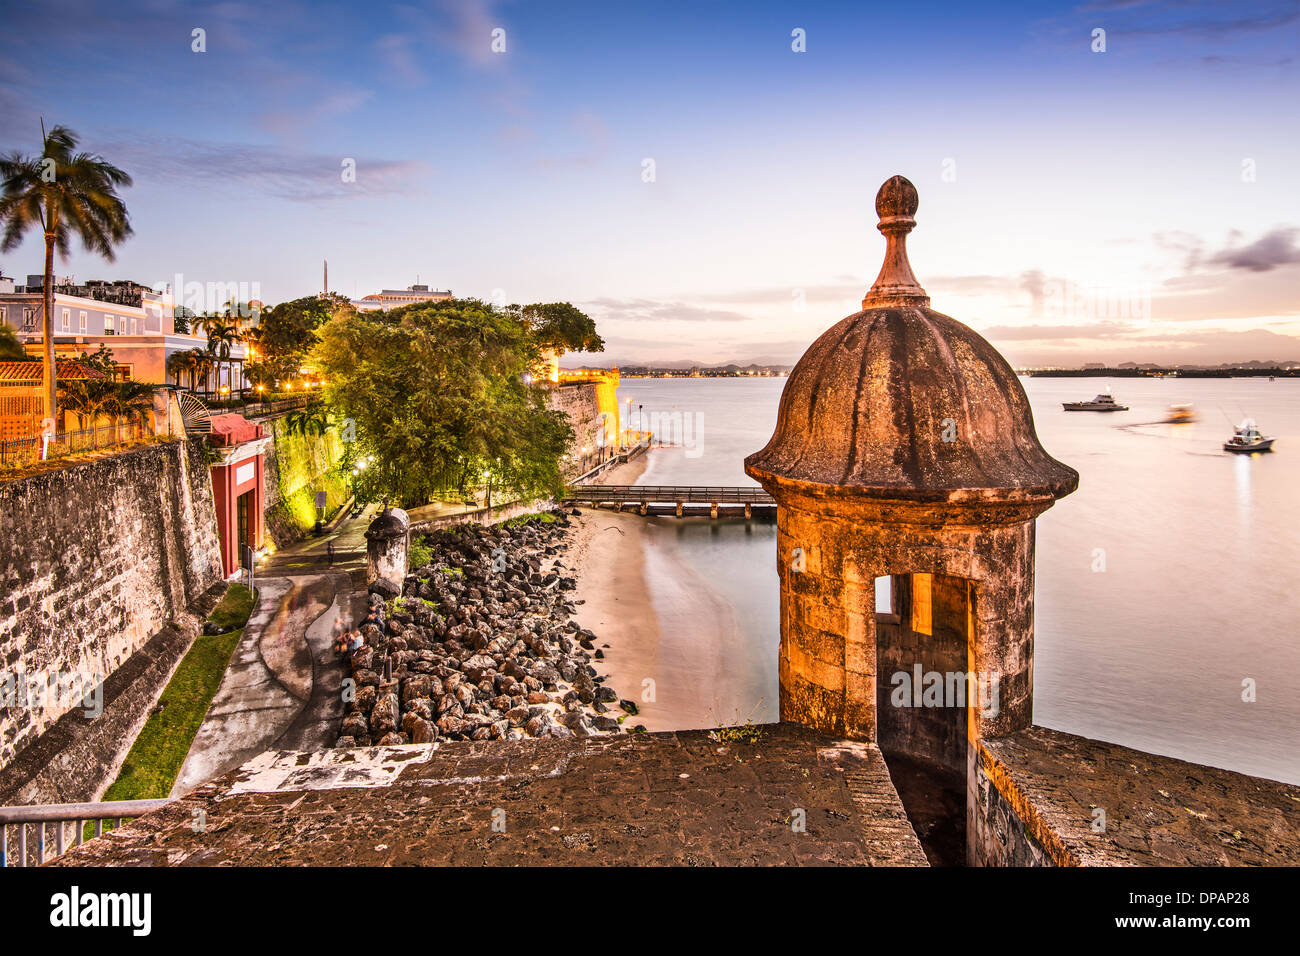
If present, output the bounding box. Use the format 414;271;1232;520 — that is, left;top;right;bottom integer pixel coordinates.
1166;403;1197;424
1063;392;1129;412
1223;418;1275;453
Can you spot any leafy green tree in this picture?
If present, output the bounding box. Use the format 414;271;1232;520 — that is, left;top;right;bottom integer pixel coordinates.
173;306;193;335
313;298;574;507
250;296;339;382
0;323;28;361
75;344;120;378
244;352;299;392
514;302;605;355
0;123;132;421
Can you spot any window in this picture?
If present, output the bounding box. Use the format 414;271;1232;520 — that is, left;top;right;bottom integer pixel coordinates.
60;308;70;331
104;314;115;334
78;311;87;332
910;573;933;636
875;575;893;615
22;307;36;331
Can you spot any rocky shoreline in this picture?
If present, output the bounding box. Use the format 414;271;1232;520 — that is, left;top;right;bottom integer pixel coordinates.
336;508;643;747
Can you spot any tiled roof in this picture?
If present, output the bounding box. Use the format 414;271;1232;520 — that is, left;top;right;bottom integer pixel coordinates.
0;360;109;383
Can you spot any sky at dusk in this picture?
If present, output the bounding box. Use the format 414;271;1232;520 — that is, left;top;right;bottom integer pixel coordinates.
1;0;1297;366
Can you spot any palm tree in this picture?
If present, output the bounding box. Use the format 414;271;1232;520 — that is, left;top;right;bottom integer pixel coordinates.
106;380;157;443
205;320;238;396
0;123;132;424
59;377;116;448
189;348;214;393
166;349;195;388
286;399;330;437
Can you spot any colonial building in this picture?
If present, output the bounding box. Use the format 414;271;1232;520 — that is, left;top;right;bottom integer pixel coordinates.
0;278;248;392
349;283;452;312
206;413;270;578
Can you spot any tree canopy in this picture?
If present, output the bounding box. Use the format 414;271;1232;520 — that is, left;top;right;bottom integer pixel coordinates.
514;302;605;354
0;323;27;361
313;298;578;507
245;294;341;387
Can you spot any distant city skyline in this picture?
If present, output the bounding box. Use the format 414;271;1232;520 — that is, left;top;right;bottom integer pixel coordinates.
1;0;1296;367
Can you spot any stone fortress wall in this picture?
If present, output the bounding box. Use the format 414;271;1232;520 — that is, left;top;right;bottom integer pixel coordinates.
547;377;617;476
0;440;225;795
261;416;351;547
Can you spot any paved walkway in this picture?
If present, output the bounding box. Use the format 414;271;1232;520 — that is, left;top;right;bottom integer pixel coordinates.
172;572;365;795
172;509;381;796
261;502;378;575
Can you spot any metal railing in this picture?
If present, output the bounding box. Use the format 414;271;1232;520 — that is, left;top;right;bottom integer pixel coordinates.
566;484;775;504
0;421;150;467
0;799;171;867
196;392;313;418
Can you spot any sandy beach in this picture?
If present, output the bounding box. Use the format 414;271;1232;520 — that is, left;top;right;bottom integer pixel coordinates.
567;451;766;733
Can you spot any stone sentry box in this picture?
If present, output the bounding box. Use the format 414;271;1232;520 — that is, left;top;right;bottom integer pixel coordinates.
745;177;1078;800
365;504;410;595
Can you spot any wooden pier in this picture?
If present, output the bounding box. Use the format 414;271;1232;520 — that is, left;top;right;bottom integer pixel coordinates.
564;484;775;518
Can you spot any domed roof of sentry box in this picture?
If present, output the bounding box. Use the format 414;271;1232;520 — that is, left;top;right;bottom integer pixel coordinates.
365;504;410;541
745;175;1078;503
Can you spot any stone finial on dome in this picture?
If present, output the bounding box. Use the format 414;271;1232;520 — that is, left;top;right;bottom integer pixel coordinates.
863;175;930;309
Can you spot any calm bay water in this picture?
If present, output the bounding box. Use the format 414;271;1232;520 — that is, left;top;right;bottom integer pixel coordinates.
617;375;1300;784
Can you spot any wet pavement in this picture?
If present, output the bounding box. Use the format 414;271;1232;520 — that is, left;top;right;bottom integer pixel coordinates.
172;507;381;795
171;572;365;796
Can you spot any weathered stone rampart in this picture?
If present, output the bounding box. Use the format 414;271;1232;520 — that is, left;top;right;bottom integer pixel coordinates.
0;440;224;778
968;726;1300;866
548;380;612;475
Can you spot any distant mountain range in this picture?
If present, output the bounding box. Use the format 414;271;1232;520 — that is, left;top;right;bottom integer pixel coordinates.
563;356;1298;372
562;357;793;370
564;360;792;375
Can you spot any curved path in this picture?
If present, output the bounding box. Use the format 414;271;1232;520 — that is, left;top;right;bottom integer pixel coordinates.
171;572;364;796
170;508;379;797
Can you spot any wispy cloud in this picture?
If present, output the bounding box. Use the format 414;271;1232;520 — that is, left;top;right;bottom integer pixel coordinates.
1208;227;1300;272
1033;0;1300;55
257;88;375;137
103;137;432;203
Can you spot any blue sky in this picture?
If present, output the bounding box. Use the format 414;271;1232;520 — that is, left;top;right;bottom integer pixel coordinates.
1;0;1297;365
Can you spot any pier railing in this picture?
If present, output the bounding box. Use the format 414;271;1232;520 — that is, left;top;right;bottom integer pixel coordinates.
567;484;774;504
